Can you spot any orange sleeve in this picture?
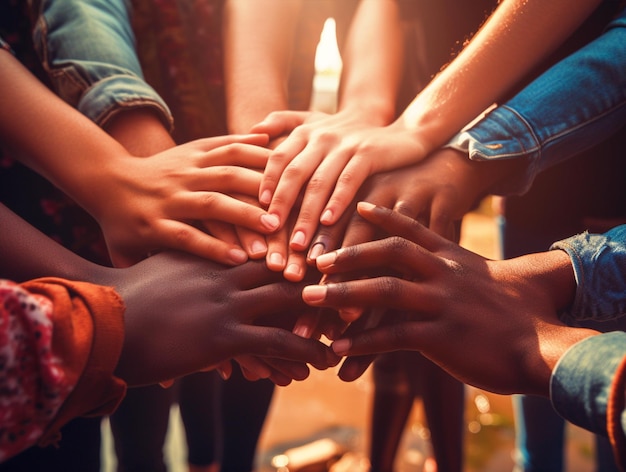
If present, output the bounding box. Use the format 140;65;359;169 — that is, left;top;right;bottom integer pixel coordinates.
20;278;127;447
608;353;626;470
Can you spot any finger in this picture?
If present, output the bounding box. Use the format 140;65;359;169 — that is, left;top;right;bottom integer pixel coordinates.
235;226;268;260
337;355;377;382
302;277;438;314
331;322;428;358
250;111;310;138
234;325;337;371
259;133;308;207
197;142;270;170
357;202;446;252
283;248;308;282
428;192;460;240
265;150;328;228
190;133;269;153
235;355;272;380
265;221;290;271
307;204;354;264
320;156;371;226
191;166;262;196
261;357;311;381
174;191;279;234
203;219;240;246
314;235;433;277
154;219;249;266
288;146;351;251
292;311;320;339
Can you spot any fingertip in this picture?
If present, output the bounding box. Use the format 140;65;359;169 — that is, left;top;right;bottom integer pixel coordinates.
320;208;334;225
228;248;249;265
266;252;286;271
332;338;351;356
260;189;273;206
302;285;327;304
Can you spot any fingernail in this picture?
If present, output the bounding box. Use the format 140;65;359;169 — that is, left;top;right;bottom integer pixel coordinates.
291;230;306;248
320;208;333;224
228;248;248;264
268;252;285;269
293;323;312;338
216;366;229;380
260;213;280;231
357;201;376;212
308;242;325;261
249;239;267;256
315;251;336;268
260;189;272;206
302;285;327;303
284;263;302;280
332;339;351;356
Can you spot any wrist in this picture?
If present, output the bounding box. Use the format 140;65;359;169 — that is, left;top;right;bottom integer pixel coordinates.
105;109;176;156
338;99;397;126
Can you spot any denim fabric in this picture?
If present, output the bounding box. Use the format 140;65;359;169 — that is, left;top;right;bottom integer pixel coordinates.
30;0;172;129
449;7;626;196
551;331;626;437
551;225;626;323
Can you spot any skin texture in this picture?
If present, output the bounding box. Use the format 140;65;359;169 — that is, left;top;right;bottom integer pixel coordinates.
0;203;338;387
251;0;602;265
0;48;278;269
302;203;599;396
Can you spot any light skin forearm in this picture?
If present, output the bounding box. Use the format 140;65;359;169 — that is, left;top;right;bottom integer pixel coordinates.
337;0;403;125
104;108;176;156
0;50;130;216
399;0;603;153
223;0;303;133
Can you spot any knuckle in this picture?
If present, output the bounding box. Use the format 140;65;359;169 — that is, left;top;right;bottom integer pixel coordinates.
375;276;404;300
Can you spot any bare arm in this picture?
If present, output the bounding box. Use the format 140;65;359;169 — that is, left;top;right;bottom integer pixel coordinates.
222;0;303;134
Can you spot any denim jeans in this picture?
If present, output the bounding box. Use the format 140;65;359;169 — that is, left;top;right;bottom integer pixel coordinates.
31;0;172;128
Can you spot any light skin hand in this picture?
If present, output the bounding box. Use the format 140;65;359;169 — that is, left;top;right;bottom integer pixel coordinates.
251;108;419;244
85;135;283;267
303;202;598;395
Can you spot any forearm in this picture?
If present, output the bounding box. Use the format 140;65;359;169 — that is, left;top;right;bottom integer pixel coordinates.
223;0;303;133
449;7;626;195
337;0;403;125
399;0;603;154
0;204;108;283
0;50;132;217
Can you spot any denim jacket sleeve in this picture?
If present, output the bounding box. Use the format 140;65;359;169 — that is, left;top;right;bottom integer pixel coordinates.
448;7;626;196
550;224;626;323
551;332;626;468
30;0;173;130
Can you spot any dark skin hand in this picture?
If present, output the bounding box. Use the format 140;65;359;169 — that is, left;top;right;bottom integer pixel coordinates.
303;202;598;396
297;147;528;379
0;204;338;388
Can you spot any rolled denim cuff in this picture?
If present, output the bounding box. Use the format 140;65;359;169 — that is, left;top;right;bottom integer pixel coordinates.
78;75;173;131
447;106;539;196
551;332;626;436
550;225;626;322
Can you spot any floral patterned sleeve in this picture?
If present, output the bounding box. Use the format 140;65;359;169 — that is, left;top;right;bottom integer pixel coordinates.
0;279;126;462
0;280;68;461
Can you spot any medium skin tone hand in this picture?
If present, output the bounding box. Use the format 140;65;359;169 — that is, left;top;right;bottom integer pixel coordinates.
85;135;281;268
303;202;599;395
0;50;281;268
